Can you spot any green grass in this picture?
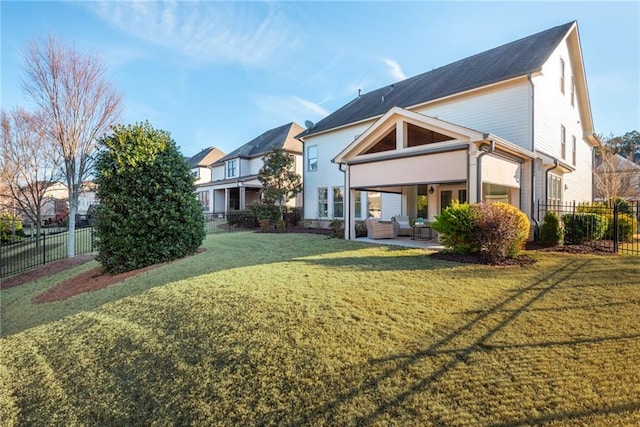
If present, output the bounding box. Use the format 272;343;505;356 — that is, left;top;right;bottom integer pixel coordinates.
1;233;639;426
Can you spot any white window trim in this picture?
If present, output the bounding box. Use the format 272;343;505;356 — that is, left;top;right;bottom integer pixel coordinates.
307;145;318;172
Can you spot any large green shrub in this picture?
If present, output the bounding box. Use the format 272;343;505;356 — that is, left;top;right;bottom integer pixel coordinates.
431;202;479;254
472;202;530;261
562;213;607;244
94;122;205;274
433;202;530;261
539;210;563;246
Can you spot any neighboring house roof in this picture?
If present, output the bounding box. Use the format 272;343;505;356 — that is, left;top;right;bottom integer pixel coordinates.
596;154;640;173
213;122;304;165
189;146;226;167
299;21;575;138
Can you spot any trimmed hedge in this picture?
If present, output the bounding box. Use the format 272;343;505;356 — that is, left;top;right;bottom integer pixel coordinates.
562;213;607;244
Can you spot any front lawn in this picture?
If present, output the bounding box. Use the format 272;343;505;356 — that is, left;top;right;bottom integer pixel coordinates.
1;233;639;425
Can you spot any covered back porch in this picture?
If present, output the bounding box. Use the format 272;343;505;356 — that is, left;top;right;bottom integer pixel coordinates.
333;107;533;240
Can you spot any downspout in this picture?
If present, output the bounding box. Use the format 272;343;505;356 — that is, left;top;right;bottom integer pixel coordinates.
476;138;495;202
528;72;536;218
544;160;559;203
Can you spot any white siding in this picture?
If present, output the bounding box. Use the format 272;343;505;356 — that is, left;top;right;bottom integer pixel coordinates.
302;123;370;219
211;164;225;181
534;39;593;203
414;81;532;149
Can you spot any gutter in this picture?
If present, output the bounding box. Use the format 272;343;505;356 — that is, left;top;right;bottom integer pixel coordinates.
476;138;495;202
544;160;559;203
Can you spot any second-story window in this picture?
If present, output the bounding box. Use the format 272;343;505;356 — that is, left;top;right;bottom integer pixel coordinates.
570;75;575;107
572;135;577;166
560;58;565;94
561;125;566;160
307;145;318;172
227;160;237;178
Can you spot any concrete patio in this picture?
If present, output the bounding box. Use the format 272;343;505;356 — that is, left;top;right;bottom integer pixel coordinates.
355;236;444;250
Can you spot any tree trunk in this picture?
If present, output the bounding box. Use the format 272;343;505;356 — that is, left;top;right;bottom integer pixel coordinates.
67;190;77;258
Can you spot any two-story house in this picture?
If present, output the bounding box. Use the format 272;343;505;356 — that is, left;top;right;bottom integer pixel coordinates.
189;146;226;186
196;122;304;214
297;21;598;239
189;146;226;211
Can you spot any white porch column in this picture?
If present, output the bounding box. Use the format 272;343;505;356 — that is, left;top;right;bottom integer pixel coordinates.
396;121;406;150
344;164;353;240
239;185;246;210
224;188;229;213
468;145;480;203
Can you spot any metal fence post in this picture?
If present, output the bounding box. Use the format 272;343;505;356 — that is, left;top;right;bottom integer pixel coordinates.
42;230;46;265
613;202;619;254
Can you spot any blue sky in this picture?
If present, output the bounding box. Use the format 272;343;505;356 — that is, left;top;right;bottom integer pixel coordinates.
2;1;639;157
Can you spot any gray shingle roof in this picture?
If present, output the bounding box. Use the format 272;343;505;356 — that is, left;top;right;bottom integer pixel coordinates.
214;122;299;165
300;21;575;138
188;148;212;167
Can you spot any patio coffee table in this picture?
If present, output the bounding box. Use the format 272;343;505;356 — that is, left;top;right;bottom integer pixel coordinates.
412;224;432;240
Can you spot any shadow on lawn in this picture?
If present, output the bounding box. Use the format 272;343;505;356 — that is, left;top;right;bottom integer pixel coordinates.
292;254;458;272
3;233;386;336
292;258;640;425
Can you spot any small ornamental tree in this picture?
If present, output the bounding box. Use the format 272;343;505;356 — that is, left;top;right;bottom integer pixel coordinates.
94;122;205;273
257;147;301;218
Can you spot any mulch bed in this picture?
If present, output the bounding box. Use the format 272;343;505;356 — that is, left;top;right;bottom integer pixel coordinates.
2;248;206;304
430;252;537;267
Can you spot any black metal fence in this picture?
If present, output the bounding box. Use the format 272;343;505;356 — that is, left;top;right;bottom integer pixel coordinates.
1;213;262;280
535;200;640;255
1;225;95;280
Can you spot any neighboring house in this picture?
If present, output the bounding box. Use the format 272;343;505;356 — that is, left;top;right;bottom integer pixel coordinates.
38;181;97;225
196;122;304;214
595;154;640;202
188;146;226;186
297;21;598;239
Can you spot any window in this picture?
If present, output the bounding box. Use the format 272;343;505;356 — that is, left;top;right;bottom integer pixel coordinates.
318;187;328;217
191;169;199;179
354;190;362;218
226;160;237;178
307;145;318;171
570;75;575;106
548;174;562;206
333;187;344;218
561;125;566;160
367;191;381;218
483;184;509;204
572;135;577;166
560;58;565;94
197;191;209;212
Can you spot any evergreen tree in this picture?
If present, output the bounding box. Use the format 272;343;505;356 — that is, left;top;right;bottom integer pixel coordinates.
94;121;204;273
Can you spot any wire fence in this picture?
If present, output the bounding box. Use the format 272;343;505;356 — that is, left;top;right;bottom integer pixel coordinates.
535;200;640;255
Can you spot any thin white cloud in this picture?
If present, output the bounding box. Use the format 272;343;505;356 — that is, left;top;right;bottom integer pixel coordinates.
383;58;407;81
254;95;329;125
86;1;301;67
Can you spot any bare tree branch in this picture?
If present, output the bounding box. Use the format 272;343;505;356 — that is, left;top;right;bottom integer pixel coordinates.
21;34;122;257
0;108;62;243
